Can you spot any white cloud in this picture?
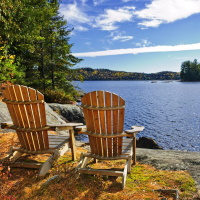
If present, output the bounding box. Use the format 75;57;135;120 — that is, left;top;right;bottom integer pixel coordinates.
73;43;200;57
138;19;162;28
136;0;200;27
75;25;89;31
59;3;91;24
135;39;151;47
94;7;135;31
112;35;134;42
93;0;107;6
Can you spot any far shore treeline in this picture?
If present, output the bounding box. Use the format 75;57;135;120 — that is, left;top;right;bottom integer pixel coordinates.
74;68;180;81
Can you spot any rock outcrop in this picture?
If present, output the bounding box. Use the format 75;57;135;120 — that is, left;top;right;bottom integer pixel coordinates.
137;148;200;190
48;103;85;124
136;137;163;149
0;101;11;123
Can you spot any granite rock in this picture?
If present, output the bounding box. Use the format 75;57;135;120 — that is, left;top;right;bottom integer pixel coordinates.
48;103;85;124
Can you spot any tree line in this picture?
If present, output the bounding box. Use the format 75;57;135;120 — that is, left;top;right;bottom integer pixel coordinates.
74;68;180;80
0;0;82;103
180;59;200;81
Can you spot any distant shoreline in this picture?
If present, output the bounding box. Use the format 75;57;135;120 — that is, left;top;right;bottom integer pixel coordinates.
74;79;180;81
74;68;180;81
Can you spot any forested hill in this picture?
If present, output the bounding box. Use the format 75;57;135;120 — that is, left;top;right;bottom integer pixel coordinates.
74;68;180;80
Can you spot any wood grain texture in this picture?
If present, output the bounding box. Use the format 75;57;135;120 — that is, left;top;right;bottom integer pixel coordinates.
3;85;62;152
81;90;126;158
2;84;82;176
77;90;144;189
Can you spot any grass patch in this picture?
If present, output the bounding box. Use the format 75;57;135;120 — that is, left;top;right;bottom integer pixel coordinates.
0;132;199;200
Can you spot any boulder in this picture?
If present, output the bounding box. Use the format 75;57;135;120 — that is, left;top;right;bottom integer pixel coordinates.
0;101;11;122
137;137;163;149
48;103;85;124
45;103;68;124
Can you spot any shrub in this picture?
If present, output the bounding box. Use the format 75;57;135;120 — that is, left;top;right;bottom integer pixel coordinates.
43;89;75;104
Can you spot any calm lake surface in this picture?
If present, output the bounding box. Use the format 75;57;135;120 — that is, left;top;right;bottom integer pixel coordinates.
74;80;200;152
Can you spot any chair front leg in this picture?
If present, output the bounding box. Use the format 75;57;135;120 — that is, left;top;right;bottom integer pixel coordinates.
69;128;76;161
132;134;136;165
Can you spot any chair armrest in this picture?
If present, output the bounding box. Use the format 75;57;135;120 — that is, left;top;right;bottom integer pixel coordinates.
125;126;145;134
47;123;83;131
1;121;14;129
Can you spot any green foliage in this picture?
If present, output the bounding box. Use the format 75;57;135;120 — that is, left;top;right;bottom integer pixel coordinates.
0;0;82;100
43;88;79;104
180;59;200;81
0;37;23;83
74;68;180;80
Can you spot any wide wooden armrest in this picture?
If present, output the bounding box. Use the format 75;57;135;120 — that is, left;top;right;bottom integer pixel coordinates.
1;121;14;129
125;125;145;134
47;123;83;131
47;123;83;128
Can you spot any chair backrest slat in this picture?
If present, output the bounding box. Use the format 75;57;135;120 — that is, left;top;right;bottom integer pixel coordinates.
4;86;27;148
98;91;107;156
105;91;112;157
91;91;102;156
81;90;125;157
3;85;49;151
113;93;119;156
15;85;35;150
82;92;95;154
20;86;38;150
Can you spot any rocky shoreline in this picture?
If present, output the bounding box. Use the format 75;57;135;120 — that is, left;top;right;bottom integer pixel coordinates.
136;148;200;191
1;101;200;191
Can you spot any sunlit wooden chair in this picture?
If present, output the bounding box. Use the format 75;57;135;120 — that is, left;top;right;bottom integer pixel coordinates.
1;84;82;176
76;90;144;189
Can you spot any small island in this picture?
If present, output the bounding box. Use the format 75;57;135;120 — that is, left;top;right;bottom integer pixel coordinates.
181;59;200;81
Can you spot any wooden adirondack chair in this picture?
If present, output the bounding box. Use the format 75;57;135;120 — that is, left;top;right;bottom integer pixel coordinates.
1;84;82;176
76;90;144;189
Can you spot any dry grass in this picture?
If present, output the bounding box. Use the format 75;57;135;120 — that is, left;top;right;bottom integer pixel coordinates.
0;132;199;200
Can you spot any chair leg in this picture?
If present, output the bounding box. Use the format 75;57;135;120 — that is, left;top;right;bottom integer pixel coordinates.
0;147;17;163
75;154;86;179
58;142;70;157
38;150;59;177
10;151;23;163
127;155;132;173
38;154;55;177
122;160;128;189
75;153;92;179
132;135;136;165
69;129;76;161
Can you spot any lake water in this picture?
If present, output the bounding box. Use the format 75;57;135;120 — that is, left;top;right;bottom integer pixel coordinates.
74;80;200;152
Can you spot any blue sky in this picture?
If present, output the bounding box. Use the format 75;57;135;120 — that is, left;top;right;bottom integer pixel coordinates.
59;0;200;73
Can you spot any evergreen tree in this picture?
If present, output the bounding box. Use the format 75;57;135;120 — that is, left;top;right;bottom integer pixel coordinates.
0;0;82;101
180;59;200;81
